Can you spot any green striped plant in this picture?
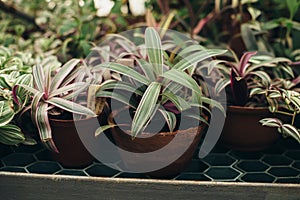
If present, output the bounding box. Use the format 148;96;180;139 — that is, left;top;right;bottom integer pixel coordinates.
0;46;37;146
17;59;96;152
0;72;33;145
94;27;226;138
259;80;300;143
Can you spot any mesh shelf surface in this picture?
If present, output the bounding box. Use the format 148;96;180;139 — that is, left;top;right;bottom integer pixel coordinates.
1;138;300;183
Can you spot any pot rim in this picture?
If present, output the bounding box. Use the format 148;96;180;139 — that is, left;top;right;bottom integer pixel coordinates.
227;105;270;114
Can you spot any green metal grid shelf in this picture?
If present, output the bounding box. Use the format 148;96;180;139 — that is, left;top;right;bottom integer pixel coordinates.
1;137;300;184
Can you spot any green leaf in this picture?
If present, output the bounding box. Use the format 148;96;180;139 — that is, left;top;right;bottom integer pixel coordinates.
158;109;177;132
162;91;191;112
201;97;225;115
0;124;25;145
281;124;300;143
93;63;150;86
50;59;80;91
99;80;143;96
162;69;202;95
0;101;15;126
173;49;227;71
96;90;137;108
136;59;156;81
32;64;45;92
131;82;161;137
95;124;117;137
145;27;163;75
287;0;299;19
49;82;88;98
46;97;96;116
249;71;271;86
215;78;230;94
260;118;282;128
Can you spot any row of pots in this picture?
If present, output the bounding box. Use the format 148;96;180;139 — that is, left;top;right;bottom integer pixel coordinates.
48;105;283;178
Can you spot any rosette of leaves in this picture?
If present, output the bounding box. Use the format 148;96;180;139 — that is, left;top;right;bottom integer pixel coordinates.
17;59;96;152
93;27;226;138
210;51;292;106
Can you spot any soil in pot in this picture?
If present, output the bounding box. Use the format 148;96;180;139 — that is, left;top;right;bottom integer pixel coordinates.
219;106;281;152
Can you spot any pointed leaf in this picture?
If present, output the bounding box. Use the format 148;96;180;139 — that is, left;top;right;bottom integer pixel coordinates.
162;69;202;95
93;63;150;85
131;82;161;137
46;97;96;116
173;49;227;71
0;124;25;145
50;59;80;91
145;27;163;75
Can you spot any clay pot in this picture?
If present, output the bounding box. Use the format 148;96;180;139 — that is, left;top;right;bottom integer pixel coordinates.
108;109;206;178
219;106;280;151
49;117;98;168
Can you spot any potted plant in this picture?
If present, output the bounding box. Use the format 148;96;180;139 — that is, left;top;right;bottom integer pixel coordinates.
259;78;300;144
207;50;293;151
0;46;36;146
92;27;225;178
17;58;97;168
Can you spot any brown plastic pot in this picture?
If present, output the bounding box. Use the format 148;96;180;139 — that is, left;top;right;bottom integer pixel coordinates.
219;106;280;151
108;109;207;178
49;117;98;168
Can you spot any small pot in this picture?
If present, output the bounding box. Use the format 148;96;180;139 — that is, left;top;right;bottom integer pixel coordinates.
49;117;98;168
219;106;280;151
108;109;207;178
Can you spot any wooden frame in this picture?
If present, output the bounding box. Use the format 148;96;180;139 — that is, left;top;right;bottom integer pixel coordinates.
1;172;299;200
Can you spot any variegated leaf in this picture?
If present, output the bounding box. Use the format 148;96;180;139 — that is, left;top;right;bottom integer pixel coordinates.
0;124;25;145
131;82;161;137
46;97;96;116
145;27;163;76
50;59;80;91
93;63;150;85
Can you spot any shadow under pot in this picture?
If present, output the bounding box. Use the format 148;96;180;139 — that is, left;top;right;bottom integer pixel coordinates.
49;117;99;168
219;106;281;152
108;108;207;178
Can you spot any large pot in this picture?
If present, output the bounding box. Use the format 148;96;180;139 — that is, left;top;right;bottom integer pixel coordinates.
219;106;280;151
49;117;98;168
108;109;207;178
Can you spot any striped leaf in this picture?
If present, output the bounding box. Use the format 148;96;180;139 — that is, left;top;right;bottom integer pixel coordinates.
49;82;88;98
99;80;143;96
173;49;227;71
281;124;300;143
158;109;177;132
32;64;45;92
260;118;282;128
145;27;163;76
215;78;230;94
162;69;202;95
46;97;96;116
96;90;137;108
0;101;15;126
50;59;80;91
0;124;25;145
136;59;156;81
162;91;191;112
93;63;150;85
131;82;161;137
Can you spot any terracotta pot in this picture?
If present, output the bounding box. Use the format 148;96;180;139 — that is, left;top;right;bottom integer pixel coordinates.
108;109;206;178
49;117;98;168
219;106;280;151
